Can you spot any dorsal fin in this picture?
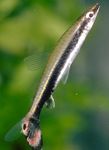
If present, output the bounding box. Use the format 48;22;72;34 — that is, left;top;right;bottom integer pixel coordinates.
24;53;48;71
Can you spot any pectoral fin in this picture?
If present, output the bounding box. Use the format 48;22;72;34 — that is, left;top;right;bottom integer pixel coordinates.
61;64;71;84
45;95;55;109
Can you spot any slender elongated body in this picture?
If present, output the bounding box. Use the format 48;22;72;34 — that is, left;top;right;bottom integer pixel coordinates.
22;3;100;150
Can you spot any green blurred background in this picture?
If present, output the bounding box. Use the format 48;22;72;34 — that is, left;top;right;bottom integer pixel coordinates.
0;0;109;150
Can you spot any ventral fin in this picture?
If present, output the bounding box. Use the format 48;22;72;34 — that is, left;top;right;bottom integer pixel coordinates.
45;95;55;109
61;64;71;84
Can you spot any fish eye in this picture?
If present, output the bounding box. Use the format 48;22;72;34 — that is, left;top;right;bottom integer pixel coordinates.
86;11;94;18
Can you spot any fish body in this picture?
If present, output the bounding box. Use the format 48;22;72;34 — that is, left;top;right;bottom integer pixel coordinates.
21;3;100;150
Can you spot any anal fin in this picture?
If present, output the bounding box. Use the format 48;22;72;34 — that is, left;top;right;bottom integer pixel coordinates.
45;95;55;109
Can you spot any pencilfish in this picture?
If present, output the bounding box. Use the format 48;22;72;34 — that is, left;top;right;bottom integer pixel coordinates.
21;3;100;150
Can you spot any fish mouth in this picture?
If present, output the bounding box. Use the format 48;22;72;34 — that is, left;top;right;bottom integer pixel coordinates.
91;3;100;14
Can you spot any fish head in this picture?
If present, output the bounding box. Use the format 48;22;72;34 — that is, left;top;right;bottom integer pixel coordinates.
22;117;43;150
85;3;100;21
77;3;100;34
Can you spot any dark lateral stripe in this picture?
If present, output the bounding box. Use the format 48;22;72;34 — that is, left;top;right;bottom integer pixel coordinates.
33;18;89;117
50;18;89;83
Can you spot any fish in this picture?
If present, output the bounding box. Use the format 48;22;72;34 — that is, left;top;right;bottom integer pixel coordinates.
20;3;100;150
